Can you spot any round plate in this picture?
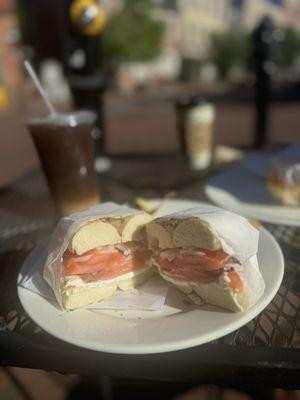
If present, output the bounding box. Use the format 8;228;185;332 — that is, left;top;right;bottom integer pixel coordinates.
205;166;300;226
18;199;284;354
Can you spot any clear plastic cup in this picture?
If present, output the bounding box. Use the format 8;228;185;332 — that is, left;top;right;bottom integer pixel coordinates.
185;102;215;170
27;111;100;216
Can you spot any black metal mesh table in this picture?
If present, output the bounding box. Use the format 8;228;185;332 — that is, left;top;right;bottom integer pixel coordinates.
0;161;299;390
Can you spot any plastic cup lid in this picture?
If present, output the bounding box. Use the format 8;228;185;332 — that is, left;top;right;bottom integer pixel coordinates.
27;110;97;128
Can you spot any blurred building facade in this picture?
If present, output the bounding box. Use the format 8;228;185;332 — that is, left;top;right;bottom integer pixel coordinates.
234;0;300;30
282;0;300;30
104;0;300;85
116;0;182;91
0;0;22;106
101;0;124;16
177;0;233;60
239;0;284;29
153;2;181;52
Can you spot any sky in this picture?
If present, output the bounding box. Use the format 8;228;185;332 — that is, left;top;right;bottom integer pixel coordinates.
232;0;283;8
153;0;284;10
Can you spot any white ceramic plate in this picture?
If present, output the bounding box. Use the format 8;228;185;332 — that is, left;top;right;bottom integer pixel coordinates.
239;152;270;178
205;166;300;226
18;199;284;354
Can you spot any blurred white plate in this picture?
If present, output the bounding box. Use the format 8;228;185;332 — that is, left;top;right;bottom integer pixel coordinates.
18;199;284;354
205;166;300;226
240;146;300;179
239;152;270;178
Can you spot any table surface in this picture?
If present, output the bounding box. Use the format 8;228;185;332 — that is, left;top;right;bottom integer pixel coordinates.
0;155;299;389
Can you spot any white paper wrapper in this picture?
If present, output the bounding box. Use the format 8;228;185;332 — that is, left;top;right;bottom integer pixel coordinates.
242;255;265;308
39;202;159;309
155;205;259;264
19;202;265;312
153;205;265;308
19;238;168;311
46;202;142;269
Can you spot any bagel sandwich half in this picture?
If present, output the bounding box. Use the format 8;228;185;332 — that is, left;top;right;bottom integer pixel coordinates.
44;203;153;310
146;206;265;312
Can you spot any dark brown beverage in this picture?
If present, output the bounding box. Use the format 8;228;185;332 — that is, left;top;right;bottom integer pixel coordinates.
27;111;100;216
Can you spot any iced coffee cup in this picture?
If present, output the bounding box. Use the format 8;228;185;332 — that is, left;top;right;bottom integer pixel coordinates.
185;102;215;170
27;111;100;216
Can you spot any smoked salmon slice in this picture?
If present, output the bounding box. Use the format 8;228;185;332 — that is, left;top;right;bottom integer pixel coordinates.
225;271;244;293
154;247;243;291
64;242;150;280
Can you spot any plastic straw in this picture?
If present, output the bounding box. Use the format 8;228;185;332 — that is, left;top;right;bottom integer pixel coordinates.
24;60;56;116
